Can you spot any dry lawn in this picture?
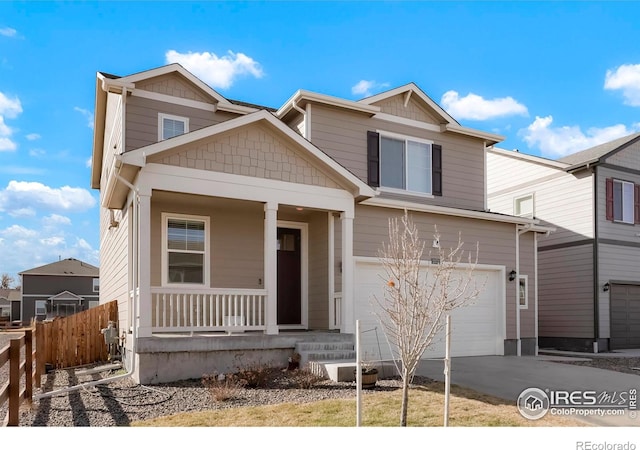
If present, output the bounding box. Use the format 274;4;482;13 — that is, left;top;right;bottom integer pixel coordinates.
132;380;588;427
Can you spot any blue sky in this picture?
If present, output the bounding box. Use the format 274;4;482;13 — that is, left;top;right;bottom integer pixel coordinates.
1;1;640;284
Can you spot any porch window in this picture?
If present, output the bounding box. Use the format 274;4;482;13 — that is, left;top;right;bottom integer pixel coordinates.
158;113;189;141
35;300;46;316
162;213;209;285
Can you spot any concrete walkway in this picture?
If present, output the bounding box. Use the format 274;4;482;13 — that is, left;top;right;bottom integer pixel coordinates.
417;355;640;426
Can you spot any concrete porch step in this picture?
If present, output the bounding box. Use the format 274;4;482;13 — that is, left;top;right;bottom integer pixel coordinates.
294;340;355;369
308;360;399;382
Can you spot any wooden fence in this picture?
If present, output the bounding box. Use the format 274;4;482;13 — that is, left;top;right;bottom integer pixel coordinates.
37;300;118;369
0;328;38;426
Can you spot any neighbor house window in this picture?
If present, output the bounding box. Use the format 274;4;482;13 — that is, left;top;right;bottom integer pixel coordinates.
162;213;209;285
518;275;528;309
606;178;640;225
35;300;46;316
158;113;189;141
379;133;433;194
93;278;100;293
514;194;534;218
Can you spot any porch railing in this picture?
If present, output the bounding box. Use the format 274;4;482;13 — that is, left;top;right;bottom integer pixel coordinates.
150;287;267;333
332;292;342;330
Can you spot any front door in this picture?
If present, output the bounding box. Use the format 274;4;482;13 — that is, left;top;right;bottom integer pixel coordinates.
277;227;301;325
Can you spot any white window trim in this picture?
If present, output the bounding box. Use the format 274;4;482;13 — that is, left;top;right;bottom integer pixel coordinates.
514;193;535;218
161;212;210;287
93;278;100;293
518;275;528;309
158;113;189;141
613;179;634;224
376;130;434;195
35;300;47;316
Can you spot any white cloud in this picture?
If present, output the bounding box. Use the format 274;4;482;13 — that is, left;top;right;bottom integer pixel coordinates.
0;92;22;118
441;91;528;120
45;214;72;226
604;64;640;106
519;115;640;157
26;133;40;141
0;27;16;38
0;137;16;152
351;80;390;97
165;49;264;89
29;148;46;157
74;107;94;129
40;236;65;246
86;157;92;168
8;207;36;218
0;181;96;214
0;224;37;239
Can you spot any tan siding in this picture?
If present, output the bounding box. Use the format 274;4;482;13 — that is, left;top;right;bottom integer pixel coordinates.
135;73;213;103
487;151;594;246
125;95;239;151
99;202;130;331
310;104;486;210
538;245;594;338
372;94;440;123
596;166;640;241
149;123;344;189
606;139;640;170
150;194;264;289
598;243;640;339
353;204;521;338
307;212;328;329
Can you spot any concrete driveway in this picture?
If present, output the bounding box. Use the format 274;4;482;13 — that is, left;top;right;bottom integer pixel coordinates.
417;355;640;426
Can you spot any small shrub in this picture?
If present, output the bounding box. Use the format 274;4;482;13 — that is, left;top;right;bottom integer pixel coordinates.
287;367;324;389
235;363;275;388
202;372;246;402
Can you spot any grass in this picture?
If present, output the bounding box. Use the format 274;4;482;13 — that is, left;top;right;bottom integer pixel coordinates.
131;380;588;427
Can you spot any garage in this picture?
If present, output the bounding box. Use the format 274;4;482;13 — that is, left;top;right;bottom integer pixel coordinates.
353;258;505;361
610;283;640;349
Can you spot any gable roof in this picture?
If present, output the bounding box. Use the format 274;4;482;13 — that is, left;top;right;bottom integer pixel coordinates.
48;290;84;301
0;288;20;302
116;109;376;201
558;132;640;169
19;258;99;277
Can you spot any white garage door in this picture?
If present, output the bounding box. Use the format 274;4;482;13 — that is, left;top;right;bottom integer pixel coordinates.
354;258;505;361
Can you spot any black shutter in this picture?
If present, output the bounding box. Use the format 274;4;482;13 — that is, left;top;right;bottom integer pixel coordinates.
432;144;442;196
367;131;380;187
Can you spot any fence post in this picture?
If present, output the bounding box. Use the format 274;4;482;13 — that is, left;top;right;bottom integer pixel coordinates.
35;322;43;388
25;329;33;403
8;338;20;426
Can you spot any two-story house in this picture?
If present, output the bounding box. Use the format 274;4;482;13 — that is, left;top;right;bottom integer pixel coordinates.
91;64;550;384
487;133;640;353
19;258;100;323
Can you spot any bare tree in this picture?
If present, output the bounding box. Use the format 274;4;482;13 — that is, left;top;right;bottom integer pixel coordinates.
374;210;483;426
0;273;14;289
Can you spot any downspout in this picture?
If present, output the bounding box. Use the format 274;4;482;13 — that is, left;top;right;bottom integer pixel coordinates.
516;223;533;357
291;99;308;140
592;166;600;353
534;231;539;356
35;173;140;400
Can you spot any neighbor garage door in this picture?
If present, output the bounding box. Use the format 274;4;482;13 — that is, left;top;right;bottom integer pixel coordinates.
610;283;640;349
353;258;504;361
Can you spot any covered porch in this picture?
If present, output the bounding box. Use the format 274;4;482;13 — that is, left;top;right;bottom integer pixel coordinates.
131;163;361;339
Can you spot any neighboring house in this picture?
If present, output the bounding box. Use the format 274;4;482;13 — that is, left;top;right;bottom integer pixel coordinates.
0;288;21;322
487;133;640;352
19;258;100;323
91;63;550;384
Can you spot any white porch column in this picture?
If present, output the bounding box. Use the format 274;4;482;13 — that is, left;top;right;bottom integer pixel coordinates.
328;212;336;330
264;202;279;334
340;211;355;334
137;191;152;338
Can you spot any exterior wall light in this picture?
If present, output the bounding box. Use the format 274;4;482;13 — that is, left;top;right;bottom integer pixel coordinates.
509;270;517;281
603;282;610;292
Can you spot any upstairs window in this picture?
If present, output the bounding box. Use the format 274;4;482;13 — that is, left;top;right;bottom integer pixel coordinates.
606;178;640;225
162;213;209;285
158;113;189;141
92;278;100;293
514;194;534;218
367;131;442;196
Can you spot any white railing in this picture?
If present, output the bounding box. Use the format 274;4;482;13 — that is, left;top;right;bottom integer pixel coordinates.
332;292;342;330
150;287;267;333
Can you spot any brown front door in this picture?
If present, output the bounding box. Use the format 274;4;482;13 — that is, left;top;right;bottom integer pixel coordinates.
277;227;301;325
